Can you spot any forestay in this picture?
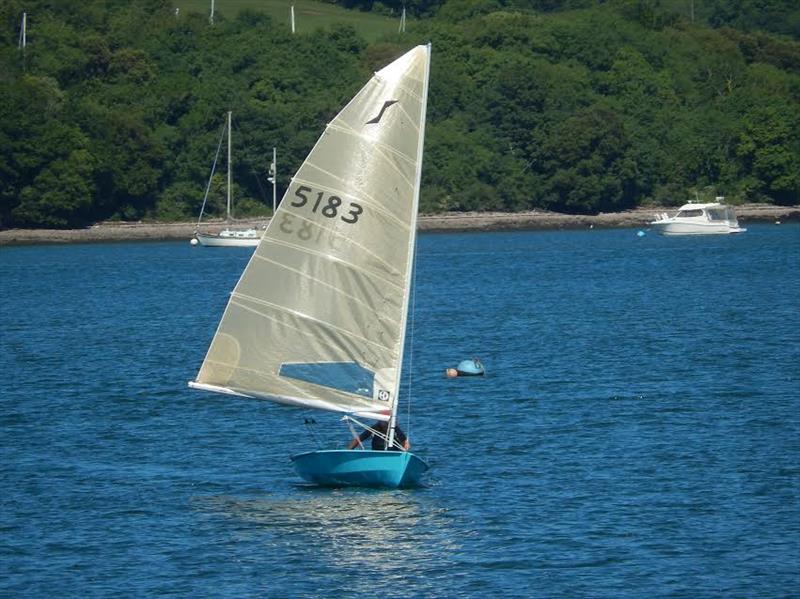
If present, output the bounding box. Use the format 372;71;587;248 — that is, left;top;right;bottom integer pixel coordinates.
190;45;431;422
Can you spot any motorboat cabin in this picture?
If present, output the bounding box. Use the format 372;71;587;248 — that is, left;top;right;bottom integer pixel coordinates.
650;198;746;235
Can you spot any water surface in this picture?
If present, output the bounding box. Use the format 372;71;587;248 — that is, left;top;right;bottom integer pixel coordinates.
2;225;798;596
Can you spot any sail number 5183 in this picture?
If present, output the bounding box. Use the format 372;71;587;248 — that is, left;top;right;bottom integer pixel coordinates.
291;185;363;225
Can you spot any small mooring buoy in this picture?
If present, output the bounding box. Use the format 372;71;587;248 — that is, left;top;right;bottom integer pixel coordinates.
446;358;485;377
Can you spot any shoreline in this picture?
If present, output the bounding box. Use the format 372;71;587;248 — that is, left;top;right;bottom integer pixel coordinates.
1;204;797;246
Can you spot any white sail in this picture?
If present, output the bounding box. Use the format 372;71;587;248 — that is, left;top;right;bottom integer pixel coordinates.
191;45;431;421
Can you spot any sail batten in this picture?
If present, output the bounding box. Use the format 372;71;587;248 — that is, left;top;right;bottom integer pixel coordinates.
325;124;419;164
191;45;431;419
229;294;398;354
291;169;414;230
295;163;416;210
252;254;404;316
258;237;406;290
258;211;408;277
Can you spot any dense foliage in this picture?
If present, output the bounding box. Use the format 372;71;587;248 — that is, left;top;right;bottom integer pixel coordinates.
1;0;798;227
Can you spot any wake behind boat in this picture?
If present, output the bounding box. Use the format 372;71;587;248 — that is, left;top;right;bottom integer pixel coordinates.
189;44;433;488
650;197;746;235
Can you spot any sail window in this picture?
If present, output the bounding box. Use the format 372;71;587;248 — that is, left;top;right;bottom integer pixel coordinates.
279;362;375;398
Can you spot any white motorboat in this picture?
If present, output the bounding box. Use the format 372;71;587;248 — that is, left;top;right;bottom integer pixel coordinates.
650;198;746;235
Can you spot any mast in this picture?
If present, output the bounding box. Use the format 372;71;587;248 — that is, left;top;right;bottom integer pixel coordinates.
387;44;431;450
270;147;277;214
210;0;215;24
19;12;27;49
19;12;27;71
291;5;296;34
399;7;406;33
226;111;232;222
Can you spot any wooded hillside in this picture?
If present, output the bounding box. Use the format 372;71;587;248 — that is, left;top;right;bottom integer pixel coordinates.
1;0;798;227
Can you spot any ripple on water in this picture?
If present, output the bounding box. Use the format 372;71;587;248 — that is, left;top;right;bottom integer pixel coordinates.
1;228;798;596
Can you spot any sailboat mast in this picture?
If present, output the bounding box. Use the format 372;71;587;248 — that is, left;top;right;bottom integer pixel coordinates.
226;111;232;222
20;12;27;49
387;44;431;450
272;147;277;213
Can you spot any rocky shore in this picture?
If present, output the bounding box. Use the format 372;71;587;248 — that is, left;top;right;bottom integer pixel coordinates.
1;204;797;246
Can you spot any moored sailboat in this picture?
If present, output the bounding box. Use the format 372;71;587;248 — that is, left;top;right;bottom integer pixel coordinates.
189;44;433;487
193;111;263;247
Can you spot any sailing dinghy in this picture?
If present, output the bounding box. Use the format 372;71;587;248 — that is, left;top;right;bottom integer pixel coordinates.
189;44;432;488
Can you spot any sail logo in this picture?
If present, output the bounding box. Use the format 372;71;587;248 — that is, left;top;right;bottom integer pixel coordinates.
366;100;398;124
377;389;391;402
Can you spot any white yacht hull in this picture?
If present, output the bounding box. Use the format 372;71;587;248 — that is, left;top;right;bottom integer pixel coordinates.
194;229;261;247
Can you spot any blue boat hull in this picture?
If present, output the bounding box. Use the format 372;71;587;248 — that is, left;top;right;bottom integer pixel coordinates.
290;450;429;488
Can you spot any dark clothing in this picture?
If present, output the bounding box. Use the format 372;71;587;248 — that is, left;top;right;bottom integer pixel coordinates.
357;422;407;451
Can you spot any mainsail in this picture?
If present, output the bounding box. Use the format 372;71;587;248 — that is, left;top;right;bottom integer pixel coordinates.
190;45;431;422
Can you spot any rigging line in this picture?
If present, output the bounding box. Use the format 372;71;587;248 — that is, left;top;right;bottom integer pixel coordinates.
346;416;402;450
196;120;227;230
230;116;272;205
303;415;324;449
345;418;364;449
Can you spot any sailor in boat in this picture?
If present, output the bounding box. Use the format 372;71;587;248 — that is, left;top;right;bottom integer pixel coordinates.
347;421;410;451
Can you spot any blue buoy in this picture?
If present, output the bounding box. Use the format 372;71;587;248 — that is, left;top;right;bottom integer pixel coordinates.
637;230;646;237
451;358;485;377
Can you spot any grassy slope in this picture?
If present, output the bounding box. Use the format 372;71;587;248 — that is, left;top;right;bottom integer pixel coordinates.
172;0;400;40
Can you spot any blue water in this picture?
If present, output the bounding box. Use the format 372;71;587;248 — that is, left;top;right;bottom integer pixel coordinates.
2;225;798;597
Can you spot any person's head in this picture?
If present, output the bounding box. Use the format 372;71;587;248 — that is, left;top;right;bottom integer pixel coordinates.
445;368;458;378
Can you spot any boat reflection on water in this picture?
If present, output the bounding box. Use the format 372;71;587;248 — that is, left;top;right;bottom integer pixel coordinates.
192;490;458;572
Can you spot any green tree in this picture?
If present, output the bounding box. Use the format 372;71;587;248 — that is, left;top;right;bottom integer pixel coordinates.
13;149;95;227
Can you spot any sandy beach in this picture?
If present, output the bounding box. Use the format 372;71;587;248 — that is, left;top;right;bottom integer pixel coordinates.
0;204;796;246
